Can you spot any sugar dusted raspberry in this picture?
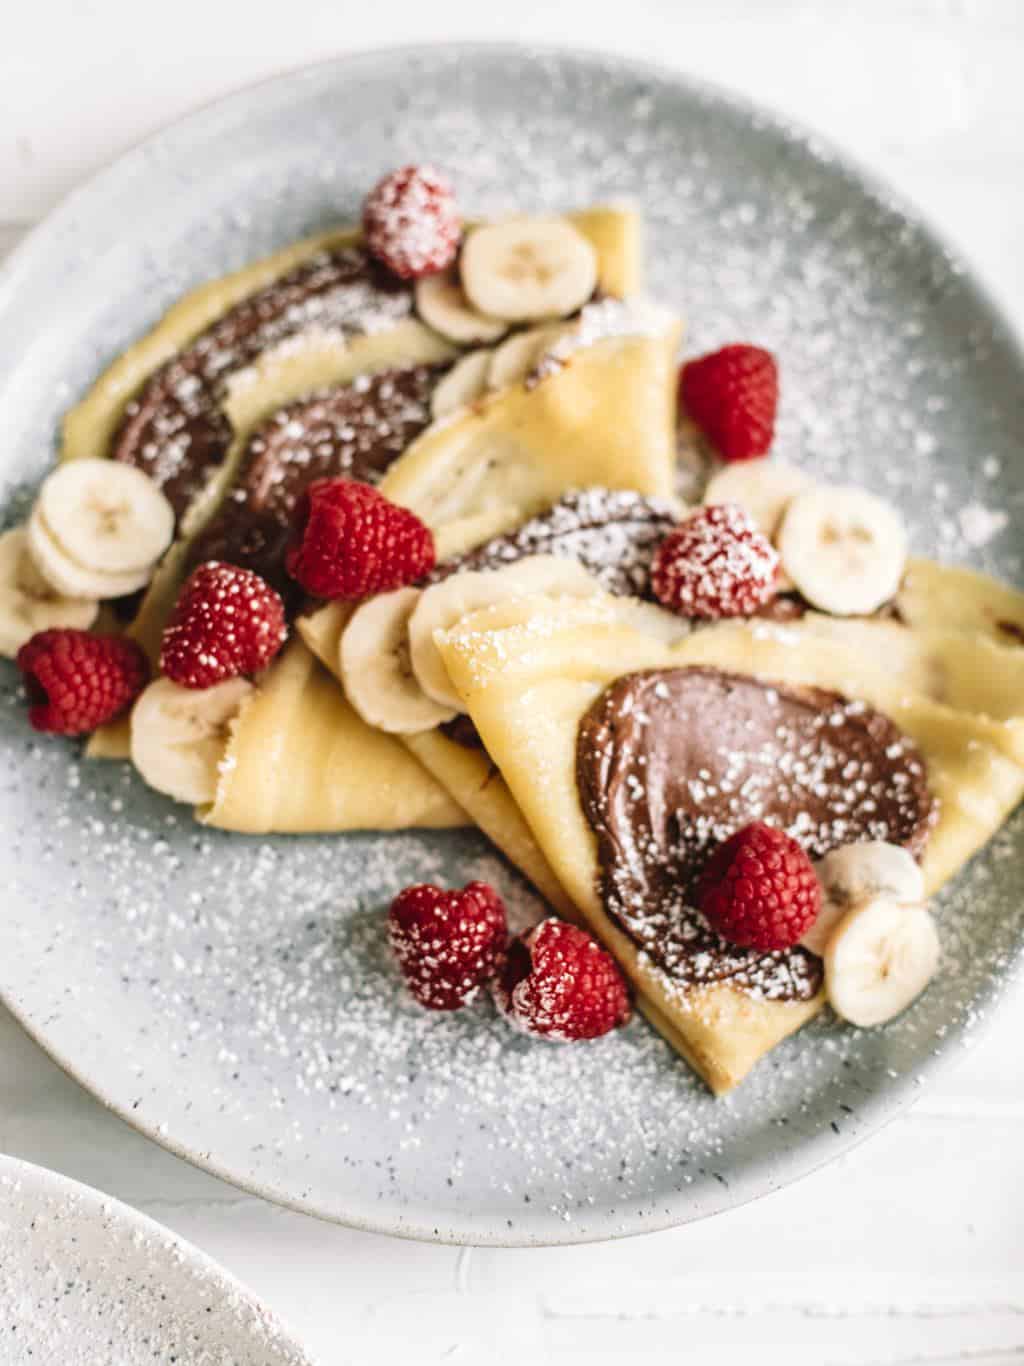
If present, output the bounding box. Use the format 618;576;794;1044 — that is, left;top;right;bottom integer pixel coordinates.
160;561;287;689
493;918;631;1041
17;629;148;734
681;344;778;461
363;164;461;280
285;478;435;600
651;503;778;619
697;822;821;951
388;881;508;1011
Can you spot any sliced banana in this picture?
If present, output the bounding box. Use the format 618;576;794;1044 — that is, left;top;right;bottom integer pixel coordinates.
415;266;508;344
130;676;253;805
486;326;563;390
431;350;493;419
27;504;152;599
704;459;813;541
36;458;174;576
340;587;457;733
0;526;98;657
803;840;924;956
777;486;908;616
460;216;598;322
824;894;939;1027
409;555;601;709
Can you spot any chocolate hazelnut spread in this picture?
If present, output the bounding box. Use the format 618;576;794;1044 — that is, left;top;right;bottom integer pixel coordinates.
111;247;413;519
430;488;678;598
576;667;937;1000
187;364;439;594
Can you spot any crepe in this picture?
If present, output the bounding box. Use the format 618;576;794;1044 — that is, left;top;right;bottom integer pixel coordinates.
200;639;465;833
432;593;1024;1092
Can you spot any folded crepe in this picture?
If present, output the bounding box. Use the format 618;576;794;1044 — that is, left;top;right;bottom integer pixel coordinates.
76;207;663;837
431;591;1024;1092
200;639;465;833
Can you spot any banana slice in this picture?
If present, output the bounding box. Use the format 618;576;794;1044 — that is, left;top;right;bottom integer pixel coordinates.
486;326;564;390
340;587;457;733
777;486;908;616
704;459;813;541
0;527;98;657
27;504;152;599
803;840;925;956
415;266;508;344
36;458;174;576
409;555;601;709
460;216;598;322
130;676;253;804
824;894;940;1027
431;350;493;419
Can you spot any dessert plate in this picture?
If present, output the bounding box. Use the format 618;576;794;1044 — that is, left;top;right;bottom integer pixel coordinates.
0;1153;311;1365
1;46;1023;1245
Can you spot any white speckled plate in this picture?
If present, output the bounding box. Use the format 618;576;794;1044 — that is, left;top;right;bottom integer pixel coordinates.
1;46;1023;1246
0;1153;311;1364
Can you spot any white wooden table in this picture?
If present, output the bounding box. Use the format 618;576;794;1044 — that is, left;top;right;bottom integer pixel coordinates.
2;4;1023;1362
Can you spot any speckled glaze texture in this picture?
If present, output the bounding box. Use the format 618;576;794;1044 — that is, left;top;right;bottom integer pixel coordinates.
1;47;1022;1246
0;1154;311;1364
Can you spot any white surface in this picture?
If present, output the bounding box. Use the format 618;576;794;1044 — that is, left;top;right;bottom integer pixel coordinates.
2;3;1023;1362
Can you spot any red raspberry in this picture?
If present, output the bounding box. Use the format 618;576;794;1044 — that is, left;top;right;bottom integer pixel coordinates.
681;344;778;461
493;919;631;1041
652;503;778;620
160;561;287;690
285;478;435;600
363;164;461;280
388;881;508;1011
17;629;148;734
697;822;821;951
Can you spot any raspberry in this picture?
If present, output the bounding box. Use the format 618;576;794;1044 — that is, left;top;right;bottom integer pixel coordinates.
651;503;778;619
388;881;508;1011
17;629;148;734
160;561;287;690
681;344;778;461
285;478;435;600
697;822;821;951
493;919;631;1041
363;164;461;280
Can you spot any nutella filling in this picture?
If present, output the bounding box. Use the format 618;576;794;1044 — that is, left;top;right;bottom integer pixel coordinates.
111;247;413;519
430;488;678;598
576;667;937;1000
187;364;439;594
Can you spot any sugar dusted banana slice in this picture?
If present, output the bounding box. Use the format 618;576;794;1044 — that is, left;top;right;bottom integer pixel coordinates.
340;587;457;734
37;458;174;576
461;217;598;322
408;554;601;709
824;894;939;1026
778;486;907;616
131;675;253;804
704;459;813;541
431;349;493;419
27;503;152;599
415;266;508;344
0;526;98;657
803;840;925;955
486;326;564;390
